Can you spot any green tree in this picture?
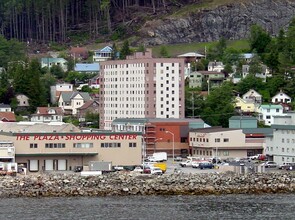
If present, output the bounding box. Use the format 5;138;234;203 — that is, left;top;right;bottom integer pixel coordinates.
185;87;204;118
249;52;262;75
249;24;271;54
236;74;264;95
111;42;118;60
41;72;57;103
119;40;131;59
27;59;46;112
159;45;169;58
215;37;227;60
50;64;64;79
201;82;235;127
85;111;99;128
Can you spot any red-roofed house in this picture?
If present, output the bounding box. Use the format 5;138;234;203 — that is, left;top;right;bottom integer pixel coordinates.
30;107;64;122
69;47;89;60
0;112;16;122
77;100;99;121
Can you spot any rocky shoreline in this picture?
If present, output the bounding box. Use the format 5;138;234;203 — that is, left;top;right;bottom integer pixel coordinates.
0;172;295;198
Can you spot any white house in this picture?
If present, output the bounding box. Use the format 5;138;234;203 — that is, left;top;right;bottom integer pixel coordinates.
258;104;285;126
93;46;113;63
241;53;254;63
242;89;262;105
208;61;224;72
16;94;29;107
0;103;11;112
271;91;292;104
30;107;63;123
50;83;74;104
58;91;91;115
242;64;271;82
41;58;68;72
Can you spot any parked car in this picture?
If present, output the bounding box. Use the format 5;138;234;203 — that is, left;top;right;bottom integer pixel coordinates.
174;156;183;162
198;162;214;169
179;160;193;167
150;167;163;175
262;161;278;168
192;160;209;168
250;154;267;161
286;163;295;171
143;166;151;174
279;162;293;170
192;161;200;168
133;166;143;173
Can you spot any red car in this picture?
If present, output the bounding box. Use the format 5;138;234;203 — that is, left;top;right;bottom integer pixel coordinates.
143;166;151;174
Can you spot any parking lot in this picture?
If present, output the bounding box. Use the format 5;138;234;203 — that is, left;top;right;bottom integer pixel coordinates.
163;158;288;175
164;158;219;174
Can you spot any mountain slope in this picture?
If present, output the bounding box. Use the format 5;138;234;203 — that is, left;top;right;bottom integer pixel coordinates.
136;0;295;46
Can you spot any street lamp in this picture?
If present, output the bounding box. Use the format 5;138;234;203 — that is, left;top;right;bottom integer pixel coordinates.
165;130;175;163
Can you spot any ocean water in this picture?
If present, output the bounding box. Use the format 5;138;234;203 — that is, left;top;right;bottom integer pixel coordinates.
1;194;295;220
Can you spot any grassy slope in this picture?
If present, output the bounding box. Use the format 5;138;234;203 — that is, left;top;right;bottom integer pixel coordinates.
151;39;250;57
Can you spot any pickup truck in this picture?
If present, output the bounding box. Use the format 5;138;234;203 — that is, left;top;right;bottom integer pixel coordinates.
179;160;193;167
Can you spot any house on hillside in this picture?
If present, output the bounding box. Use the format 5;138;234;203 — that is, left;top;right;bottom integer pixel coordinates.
208;61;224;72
242;64;271;82
93;46;113;63
271;90;291;104
242;89;262;105
234;96;257;115
257;104;285;126
69;47;88;60
0;103;11;112
77;100;99;122
88;75;100;89
16;94;29;108
30;107;63;123
41;58;68;72
58;91;91;115
188;71;225;89
177;52;205;63
74;63;100;74
50;83;74;104
241;53;254;63
0;112;16;122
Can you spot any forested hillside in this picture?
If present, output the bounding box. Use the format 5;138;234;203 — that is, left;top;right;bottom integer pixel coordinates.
0;0;192;45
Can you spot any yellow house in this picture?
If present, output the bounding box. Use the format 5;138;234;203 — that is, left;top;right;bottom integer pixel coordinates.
234;97;256;113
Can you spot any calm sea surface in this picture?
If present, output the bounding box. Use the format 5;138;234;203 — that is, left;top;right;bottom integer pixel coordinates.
1;194;295;220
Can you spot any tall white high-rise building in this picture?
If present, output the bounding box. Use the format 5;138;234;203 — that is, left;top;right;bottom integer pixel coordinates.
99;49;185;130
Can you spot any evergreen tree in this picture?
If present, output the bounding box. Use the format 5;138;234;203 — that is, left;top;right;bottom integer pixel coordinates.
201;82;235;127
119;40;131;59
27;59;45;112
216;37;227;60
249;24;271;54
111;42;118;60
159;45;169;58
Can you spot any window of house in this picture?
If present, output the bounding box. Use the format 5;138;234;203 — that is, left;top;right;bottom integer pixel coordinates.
282;138;285;143
266;115;271;119
215;138;220;142
223;138;229;142
276;109;279;112
267;109;270;112
282;148;285;152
